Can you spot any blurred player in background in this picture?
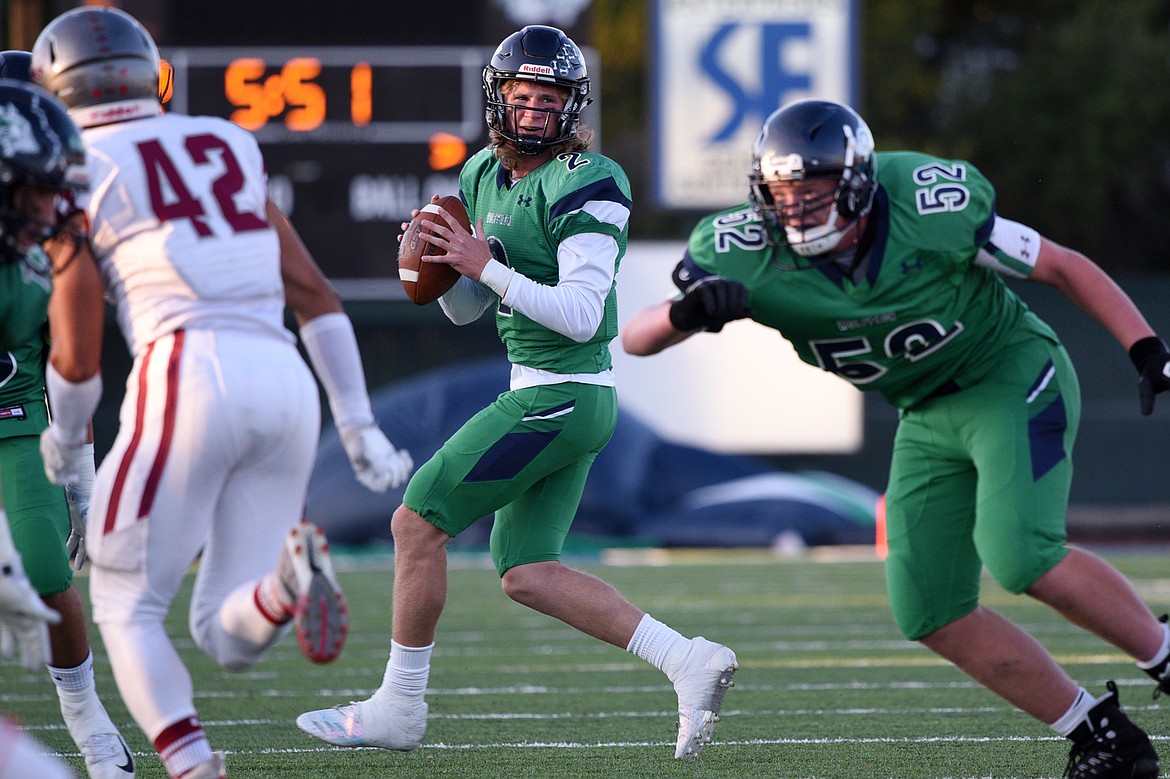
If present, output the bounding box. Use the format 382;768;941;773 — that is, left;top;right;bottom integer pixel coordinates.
622;98;1170;779
297;25;738;762
30;7;412;778
0;66;133;778
1;503;73;779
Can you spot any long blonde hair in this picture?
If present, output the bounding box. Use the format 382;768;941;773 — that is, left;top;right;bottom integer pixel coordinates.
489;80;595;172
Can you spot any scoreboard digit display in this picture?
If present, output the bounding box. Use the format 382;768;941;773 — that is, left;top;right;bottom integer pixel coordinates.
162;46;489;286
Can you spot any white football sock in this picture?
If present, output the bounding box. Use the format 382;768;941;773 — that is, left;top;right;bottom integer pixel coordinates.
378;640;434;700
627;614;688;677
1136;619;1170;670
47;650;95;693
1050;687;1096;737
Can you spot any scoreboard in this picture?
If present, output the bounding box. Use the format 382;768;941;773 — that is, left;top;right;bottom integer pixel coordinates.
162;46;488;286
162;46;600;290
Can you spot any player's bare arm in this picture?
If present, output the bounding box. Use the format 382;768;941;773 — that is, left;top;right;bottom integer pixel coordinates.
621;301;697;356
43;211;103;383
268;199;344;325
1028;235;1155;350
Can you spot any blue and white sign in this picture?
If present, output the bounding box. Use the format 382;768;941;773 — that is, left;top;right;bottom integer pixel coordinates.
653;0;857;209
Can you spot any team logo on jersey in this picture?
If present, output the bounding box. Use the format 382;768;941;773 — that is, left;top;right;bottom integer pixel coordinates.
0;404;22;419
0;104;39;159
901;255;924;275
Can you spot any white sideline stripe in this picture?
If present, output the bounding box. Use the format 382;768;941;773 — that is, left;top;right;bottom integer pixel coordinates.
5;673;1158;706
20;700;1170;735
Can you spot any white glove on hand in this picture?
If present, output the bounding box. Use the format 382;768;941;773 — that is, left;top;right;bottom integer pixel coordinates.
340;425;414;493
0;557;61;671
39;427;88;486
62;443;95;571
64;486;89;571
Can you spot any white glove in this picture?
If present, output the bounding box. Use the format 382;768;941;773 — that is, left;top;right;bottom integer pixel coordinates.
63;443;95;571
340;425;414;493
64;486;89;571
39;426;89;486
0;556;61;671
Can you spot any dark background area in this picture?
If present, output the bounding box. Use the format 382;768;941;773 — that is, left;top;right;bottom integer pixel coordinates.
6;0;1170;530
9;0;1170;271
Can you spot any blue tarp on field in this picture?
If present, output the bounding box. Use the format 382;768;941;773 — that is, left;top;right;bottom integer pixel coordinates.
305;358;879;549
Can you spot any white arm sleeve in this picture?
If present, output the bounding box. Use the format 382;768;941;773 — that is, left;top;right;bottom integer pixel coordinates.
975;216;1042;279
438;276;497;325
0;510;17;564
45;365;101;447
298;312;375;430
478;232;617;343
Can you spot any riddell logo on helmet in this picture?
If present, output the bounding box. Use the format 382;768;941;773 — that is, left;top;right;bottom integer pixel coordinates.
518;64;554;76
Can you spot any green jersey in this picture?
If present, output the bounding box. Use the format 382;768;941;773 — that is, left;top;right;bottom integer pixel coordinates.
459;148;632;374
0;246;52;438
680;151;1057;409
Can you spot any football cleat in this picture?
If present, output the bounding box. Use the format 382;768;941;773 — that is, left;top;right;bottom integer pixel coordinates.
76;732;136;778
672;637;738;759
61;692;135;778
182;751;226;779
278;521;349;664
296;696;428;751
1065;681;1159;779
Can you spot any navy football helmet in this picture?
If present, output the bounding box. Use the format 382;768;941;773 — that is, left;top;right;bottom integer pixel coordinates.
483;25;592;155
0;80;87;262
749;99;877;263
0;51;32;82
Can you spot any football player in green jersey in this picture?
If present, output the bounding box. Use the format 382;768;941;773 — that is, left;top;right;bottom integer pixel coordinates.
0;77;124;779
623;98;1170;778
298;26;739;761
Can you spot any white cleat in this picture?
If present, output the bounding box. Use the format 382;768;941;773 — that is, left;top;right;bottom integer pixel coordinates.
77;732;136;778
296;696;428;751
61;693;135;778
183;751;226;779
278;520;349;664
672;638;738;760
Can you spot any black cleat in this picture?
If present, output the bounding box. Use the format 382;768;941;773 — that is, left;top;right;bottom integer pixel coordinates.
1065;681;1159;779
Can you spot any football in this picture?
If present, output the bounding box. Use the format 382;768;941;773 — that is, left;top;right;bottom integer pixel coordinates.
398;195;469;305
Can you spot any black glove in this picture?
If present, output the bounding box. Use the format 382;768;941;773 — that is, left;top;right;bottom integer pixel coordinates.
1129;335;1170;416
668;277;753;333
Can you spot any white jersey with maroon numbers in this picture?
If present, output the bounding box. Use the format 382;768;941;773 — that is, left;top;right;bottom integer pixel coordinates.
78;112;290;355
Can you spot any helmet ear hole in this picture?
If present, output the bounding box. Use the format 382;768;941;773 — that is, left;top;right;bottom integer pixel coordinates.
839;191;856;219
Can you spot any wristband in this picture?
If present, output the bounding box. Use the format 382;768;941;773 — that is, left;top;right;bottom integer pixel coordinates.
1128;336;1167;374
299;312;375;430
46;364;101;447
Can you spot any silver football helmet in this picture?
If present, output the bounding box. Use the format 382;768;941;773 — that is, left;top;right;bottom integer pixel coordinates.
31;7;159;127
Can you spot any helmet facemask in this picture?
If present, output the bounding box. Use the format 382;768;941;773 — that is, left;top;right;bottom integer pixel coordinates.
749;101;877;269
0;81;87;263
0;181;61;262
488;80;582;156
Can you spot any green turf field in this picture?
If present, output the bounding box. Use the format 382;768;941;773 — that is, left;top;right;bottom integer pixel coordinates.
7;546;1170;778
